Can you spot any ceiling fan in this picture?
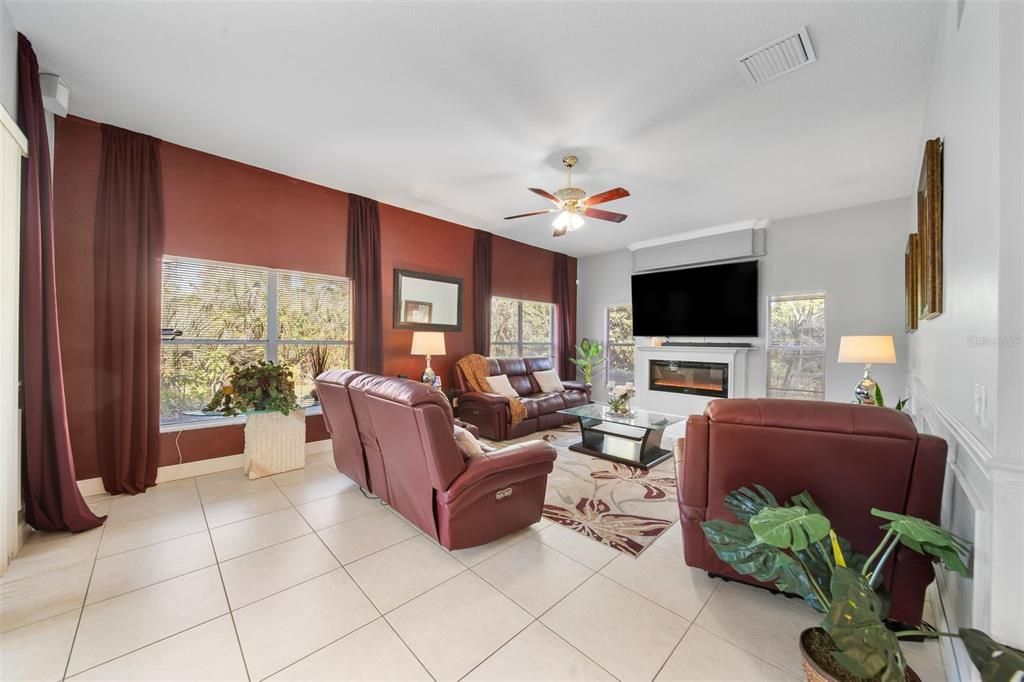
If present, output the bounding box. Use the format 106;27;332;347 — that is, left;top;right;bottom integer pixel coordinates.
504;155;630;237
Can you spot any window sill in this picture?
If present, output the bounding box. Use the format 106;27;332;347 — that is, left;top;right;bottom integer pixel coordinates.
159;404;323;434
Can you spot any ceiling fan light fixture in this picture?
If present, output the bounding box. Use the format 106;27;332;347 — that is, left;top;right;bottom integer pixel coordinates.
552;210;584;232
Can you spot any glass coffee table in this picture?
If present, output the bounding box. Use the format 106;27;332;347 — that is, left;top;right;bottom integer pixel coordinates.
557;404;685;469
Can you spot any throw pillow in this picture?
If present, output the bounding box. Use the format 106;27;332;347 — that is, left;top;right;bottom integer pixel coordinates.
453;424;485;458
485;374;520;399
533;369;565;393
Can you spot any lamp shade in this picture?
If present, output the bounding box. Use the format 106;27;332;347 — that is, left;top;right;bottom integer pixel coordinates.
411;331;446;356
837;336;896;364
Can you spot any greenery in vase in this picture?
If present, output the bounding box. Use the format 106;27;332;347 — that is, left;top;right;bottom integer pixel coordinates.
606;381;636;415
874;383;910;411
701;486;1022;682
569;338;605;384
204;360;300;417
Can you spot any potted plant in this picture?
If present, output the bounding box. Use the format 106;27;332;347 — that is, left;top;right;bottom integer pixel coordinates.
569;337;605;385
206;360;305;479
306;345;331;403
702;486;1022;682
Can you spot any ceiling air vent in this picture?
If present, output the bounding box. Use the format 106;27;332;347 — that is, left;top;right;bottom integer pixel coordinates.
735;26;816;85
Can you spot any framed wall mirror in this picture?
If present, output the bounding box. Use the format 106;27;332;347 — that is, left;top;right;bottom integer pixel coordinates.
393;269;464;331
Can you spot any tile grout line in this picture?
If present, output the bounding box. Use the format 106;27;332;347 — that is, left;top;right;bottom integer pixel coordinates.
192;476;254;682
648;579;721;682
679;579;811;678
60;507;108;681
458;568;622;682
59;613;231;680
275;484;444;682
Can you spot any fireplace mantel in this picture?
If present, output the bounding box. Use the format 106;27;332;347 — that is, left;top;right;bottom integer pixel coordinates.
635;345;758;354
633;345;757;416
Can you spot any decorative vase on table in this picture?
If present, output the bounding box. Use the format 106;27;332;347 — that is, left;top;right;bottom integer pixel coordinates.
606;382;636;417
205;360;305;479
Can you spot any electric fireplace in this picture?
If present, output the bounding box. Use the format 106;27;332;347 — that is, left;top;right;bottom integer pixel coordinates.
648;360;729;398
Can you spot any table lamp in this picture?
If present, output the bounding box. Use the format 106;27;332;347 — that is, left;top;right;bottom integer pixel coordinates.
838;335;896;405
411;331;446;384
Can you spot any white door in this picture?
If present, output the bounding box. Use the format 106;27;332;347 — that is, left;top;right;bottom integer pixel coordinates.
0;104;27;574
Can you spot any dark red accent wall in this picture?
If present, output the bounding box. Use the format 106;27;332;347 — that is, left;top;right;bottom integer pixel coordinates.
52;115;575;480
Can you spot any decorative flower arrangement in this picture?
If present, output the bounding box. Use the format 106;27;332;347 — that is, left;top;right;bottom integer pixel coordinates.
204;360;300;417
606;381;636;416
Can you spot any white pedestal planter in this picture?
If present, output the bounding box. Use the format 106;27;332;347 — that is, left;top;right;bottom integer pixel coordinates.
243;409;306;479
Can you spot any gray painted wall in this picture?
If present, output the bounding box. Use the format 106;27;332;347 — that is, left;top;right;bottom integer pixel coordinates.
577;196;910;405
0;1;16;117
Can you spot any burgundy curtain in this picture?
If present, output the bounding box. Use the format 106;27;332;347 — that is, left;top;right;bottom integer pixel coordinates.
94;125;164;494
473;230;492;356
17;35;103;531
553;252;576;380
346;195;382;373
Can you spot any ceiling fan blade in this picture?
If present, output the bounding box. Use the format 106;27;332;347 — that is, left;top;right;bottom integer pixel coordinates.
528;187;561;204
582;207;628;223
583;187;630;206
504;209;556;220
552;224;569;237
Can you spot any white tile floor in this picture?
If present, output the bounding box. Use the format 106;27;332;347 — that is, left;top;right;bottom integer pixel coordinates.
0;449;949;682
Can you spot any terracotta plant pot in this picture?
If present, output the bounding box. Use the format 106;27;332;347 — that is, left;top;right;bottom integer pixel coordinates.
799;628;921;682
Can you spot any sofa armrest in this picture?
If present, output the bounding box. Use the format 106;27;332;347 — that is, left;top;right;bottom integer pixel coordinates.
904;434;947;523
454;419;480;438
562;380;589;393
442;440;556;501
457;391;509;409
680;415;710;513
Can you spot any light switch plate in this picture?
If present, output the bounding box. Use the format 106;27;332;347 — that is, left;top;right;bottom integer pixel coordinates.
974;383;987;425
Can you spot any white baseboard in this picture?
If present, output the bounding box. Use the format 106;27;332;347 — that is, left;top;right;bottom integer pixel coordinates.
77;440;333;497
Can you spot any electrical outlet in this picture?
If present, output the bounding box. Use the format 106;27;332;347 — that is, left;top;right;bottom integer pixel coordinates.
974;383;987;426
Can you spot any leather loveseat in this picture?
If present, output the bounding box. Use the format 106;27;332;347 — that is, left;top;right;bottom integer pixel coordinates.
678;398;947;625
453;357;592;440
316;370;557;550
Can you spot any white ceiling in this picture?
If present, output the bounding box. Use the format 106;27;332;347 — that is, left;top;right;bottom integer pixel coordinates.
9;1;941;257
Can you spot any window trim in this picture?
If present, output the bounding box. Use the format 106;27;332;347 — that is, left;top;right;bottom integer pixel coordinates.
160;255;352;428
765;290;827;401
489;295;555;359
604;303;634;385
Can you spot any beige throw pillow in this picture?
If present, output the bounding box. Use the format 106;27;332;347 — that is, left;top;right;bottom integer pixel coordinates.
485;374;520;399
453;424;486;458
533;369;565;393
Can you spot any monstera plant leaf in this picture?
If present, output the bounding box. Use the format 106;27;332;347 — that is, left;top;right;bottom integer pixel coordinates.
723;485;779;522
790;491;867;573
871;509;972;577
751;506;832;552
959;628;1024;682
701;519;824;612
822;567;906;682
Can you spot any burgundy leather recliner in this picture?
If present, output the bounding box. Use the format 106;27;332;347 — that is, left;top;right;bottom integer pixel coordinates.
678;398;947;625
317;372;557;550
453;357;592;440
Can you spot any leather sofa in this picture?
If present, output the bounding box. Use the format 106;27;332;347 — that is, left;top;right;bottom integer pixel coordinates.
316;371;557;550
453;357;592;440
678;398;947;625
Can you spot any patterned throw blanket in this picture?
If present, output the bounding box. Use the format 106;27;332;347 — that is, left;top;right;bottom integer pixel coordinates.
455;354;528;428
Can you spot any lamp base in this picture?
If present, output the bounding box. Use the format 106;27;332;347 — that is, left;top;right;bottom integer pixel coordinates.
854;365;878;405
421;355;436;384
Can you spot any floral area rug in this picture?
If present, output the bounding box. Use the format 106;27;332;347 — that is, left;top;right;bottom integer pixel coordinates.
490;424;681;556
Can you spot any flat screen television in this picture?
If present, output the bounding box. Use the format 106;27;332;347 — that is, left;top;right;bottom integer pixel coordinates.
631;260;759;337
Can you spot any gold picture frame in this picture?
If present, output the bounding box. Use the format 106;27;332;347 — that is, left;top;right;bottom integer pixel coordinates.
905;233;919;333
917;138;944;320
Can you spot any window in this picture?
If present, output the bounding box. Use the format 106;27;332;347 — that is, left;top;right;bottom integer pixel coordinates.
767;292;826;401
605;304;634;385
490;296;554;358
160;256;351;425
